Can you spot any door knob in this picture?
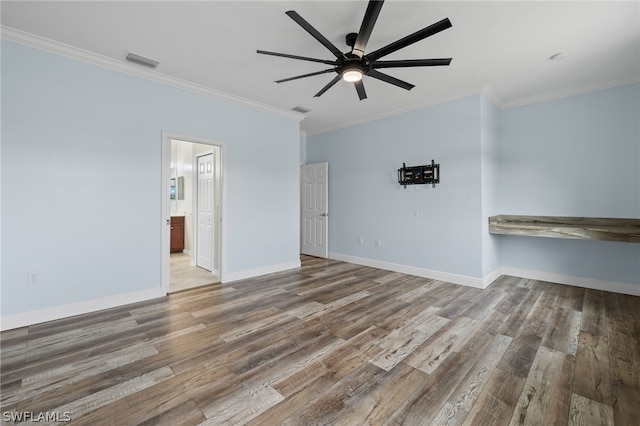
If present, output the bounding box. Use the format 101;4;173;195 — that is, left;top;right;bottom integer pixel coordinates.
320;213;328;217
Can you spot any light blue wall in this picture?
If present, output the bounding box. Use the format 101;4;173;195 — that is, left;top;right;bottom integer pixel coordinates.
498;84;639;216
498;83;640;284
300;131;307;165
480;96;500;276
1;41;301;316
307;84;640;287
308;95;485;279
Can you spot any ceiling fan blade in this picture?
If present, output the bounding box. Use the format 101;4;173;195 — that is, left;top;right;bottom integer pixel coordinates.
368;69;415;90
275;68;336;83
286;10;346;59
371;58;452;69
257;50;338;66
352;0;385;58
366;18;452;62
314;74;342;97
355;80;367;100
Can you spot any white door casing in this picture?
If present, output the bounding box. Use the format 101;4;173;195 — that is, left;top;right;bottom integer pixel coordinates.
197;153;214;271
301;162;328;258
161;132;225;294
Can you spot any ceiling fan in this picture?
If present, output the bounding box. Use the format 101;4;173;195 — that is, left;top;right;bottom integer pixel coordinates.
257;0;452;100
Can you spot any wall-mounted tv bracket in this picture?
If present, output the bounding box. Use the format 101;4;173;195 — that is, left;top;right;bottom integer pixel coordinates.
398;160;440;188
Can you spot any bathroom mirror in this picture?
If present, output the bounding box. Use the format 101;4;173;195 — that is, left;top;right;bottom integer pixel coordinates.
176;176;184;200
170;176;184;200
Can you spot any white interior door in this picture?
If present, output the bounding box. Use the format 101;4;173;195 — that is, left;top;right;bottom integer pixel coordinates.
197;153;214;271
301;162;328;258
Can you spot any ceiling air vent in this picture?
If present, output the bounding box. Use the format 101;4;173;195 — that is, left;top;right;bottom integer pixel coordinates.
292;106;312;114
125;52;159;68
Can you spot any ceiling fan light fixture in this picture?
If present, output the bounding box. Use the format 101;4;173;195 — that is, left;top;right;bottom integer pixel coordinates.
342;69;363;82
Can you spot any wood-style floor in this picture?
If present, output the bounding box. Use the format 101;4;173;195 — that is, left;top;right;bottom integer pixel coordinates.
1;256;639;425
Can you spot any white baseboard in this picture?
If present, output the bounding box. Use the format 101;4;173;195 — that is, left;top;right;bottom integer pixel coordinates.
3;260;635;332
222;259;301;284
0;287;164;331
328;253;640;296
499;266;640;296
483;267;503;288
329;253;487;289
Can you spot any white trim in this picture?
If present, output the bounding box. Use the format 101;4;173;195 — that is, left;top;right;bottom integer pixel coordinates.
307;78;640;136
3;262;636;331
329;253;487;289
306;86;489;137
5;25;637;137
161;135;172;295
327;254;640;296
0;288;164;331
480;83;503;109
483;267;503;288
0;26;305;122
498;266;640;297
222;260;301;284
162;132;227;293
500;77;640;109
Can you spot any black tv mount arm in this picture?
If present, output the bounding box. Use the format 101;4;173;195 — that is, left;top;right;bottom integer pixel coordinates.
398;159;440;188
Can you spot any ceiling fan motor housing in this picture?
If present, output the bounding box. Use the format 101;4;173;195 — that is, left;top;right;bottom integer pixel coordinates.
338;54;371;76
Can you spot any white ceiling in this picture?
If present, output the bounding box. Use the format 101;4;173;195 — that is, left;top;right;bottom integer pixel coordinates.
2;1;639;135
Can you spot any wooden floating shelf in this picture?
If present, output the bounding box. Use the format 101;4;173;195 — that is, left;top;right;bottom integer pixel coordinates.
489;215;640;243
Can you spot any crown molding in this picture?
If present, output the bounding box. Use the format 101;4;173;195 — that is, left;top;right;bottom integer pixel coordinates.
499;77;640;109
1;26;305;122
306;77;640;136
480;83;504;109
306;85;494;137
5;26;635;133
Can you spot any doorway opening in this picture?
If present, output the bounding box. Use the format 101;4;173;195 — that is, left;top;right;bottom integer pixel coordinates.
161;132;224;294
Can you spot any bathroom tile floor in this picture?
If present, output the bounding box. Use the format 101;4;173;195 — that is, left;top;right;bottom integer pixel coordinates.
170;253;218;293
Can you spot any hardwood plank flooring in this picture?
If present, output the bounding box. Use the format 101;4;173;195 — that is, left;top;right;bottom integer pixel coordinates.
2;256;639;425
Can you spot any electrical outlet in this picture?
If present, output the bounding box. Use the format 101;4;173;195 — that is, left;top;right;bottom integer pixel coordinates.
358;236;364;245
375;239;382;247
27;271;40;285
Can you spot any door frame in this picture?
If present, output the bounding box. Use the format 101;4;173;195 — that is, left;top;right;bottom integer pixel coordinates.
161;131;226;294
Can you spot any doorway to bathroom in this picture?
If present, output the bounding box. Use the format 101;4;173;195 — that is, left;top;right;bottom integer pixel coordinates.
161;132;224;293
